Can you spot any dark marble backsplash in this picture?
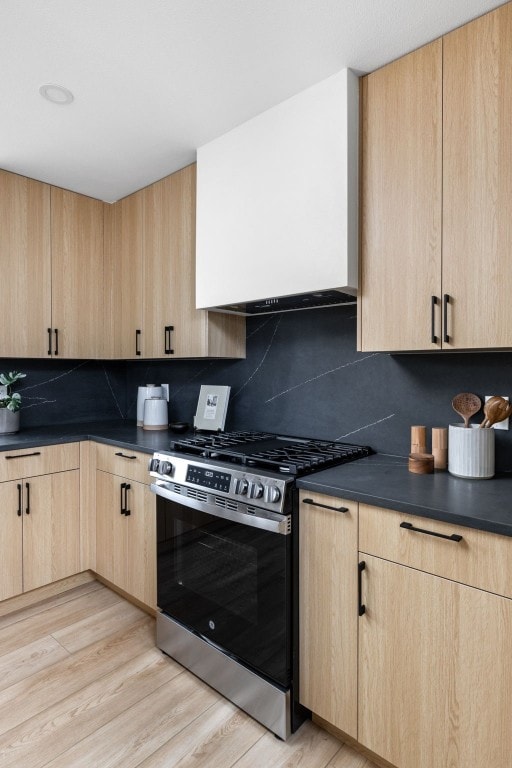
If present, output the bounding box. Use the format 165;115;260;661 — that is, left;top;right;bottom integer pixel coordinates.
4;305;512;470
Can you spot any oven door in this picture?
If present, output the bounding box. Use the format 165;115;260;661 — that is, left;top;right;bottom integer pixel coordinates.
155;487;292;688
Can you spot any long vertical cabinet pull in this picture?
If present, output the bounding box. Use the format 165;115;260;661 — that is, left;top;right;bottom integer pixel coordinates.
164;326;175;355
123;484;131;516
17;484;22;516
47;328;60;355
358;561;366;616
443;294;450;343
120;482;131;516
430;296;438;344
135;329;142;356
25;482;30;515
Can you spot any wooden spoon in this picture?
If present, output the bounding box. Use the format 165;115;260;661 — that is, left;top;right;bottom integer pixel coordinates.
480;396;512;428
452;392;481;428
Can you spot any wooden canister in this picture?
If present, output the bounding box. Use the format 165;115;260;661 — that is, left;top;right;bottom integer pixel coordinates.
408;452;435;474
410;425;427;454
432;427;448;470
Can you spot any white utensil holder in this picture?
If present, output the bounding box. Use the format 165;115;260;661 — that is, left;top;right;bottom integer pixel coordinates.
448;424;495;479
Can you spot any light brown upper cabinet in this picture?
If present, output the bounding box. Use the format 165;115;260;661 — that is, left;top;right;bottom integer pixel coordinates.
51;187;104;358
359;40;443;352
443;3;512;349
0;171;52;358
360;3;512;352
103;190;144;359
104;164;245;359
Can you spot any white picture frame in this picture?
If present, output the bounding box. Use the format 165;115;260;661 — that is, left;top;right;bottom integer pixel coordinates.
193;385;231;432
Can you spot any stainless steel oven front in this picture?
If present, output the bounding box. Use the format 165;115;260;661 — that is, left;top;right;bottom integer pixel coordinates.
150;452;306;740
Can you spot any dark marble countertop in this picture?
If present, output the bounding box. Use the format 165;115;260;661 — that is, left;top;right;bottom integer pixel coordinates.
297;453;512;537
0;420;174;455
3;422;512;537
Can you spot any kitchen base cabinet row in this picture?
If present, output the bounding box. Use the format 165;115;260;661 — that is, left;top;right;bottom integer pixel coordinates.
0;444;81;602
299;491;512;768
0;441;157;613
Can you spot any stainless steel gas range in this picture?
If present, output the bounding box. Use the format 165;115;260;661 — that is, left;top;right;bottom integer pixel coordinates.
149;430;371;739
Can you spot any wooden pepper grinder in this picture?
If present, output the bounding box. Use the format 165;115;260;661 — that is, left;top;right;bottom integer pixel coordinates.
432;427;448;470
410;425;427;454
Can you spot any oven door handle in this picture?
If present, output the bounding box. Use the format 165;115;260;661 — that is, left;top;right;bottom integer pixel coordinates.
150;482;291;536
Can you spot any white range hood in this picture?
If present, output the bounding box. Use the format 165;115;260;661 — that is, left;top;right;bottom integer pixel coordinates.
195;68;359;315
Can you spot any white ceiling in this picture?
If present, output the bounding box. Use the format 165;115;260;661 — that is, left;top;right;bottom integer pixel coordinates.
1;0;505;202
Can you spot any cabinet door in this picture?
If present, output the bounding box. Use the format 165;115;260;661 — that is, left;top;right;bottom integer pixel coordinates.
0;481;23;600
95;470;127;590
51;187;104;358
0;171;51;358
443;3;512;349
359;554;512;768
122;480;156;608
143;164;207;358
359;40;442;352
299;492;358;738
95;470;156;608
22;470;80;593
103;192;144;358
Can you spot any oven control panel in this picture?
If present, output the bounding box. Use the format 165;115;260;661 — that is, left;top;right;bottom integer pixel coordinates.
149;451;291;512
186;465;231;493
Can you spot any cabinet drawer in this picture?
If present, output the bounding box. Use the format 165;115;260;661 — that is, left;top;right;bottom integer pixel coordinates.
0;442;80;482
359;503;512;599
95;443;150;484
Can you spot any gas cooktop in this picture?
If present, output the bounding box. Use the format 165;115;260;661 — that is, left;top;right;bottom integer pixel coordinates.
168;430;372;475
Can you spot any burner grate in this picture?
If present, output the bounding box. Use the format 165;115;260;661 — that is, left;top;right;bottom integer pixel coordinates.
169;430;371;476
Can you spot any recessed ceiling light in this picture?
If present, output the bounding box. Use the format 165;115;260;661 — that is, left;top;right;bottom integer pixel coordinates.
39;84;74;105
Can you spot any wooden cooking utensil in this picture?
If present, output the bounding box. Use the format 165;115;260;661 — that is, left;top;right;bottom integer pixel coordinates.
451;392;481;428
480;396;512;428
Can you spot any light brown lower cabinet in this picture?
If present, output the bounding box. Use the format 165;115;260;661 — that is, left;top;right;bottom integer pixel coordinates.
95;469;156;609
299;491;358;738
300;492;512;768
0;470;80;601
358;554;512;768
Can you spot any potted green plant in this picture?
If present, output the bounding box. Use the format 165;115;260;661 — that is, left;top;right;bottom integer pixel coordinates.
0;371;26;435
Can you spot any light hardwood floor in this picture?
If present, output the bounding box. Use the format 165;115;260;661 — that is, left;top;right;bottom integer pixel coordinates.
0;581;378;767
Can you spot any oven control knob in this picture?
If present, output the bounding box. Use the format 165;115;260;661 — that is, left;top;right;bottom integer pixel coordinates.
234;478;248;495
264;485;281;504
148;458;160;472
247;480;264;499
158;460;173;476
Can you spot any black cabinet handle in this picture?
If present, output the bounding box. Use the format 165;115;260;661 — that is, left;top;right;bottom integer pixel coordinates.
358;561;366;616
25;482;30;515
120;482;131;516
115;452;137;460
164;325;174;355
443;294;450;343
17;484;22;516
54;328;59;356
430;295;438;344
47;327;52;356
302;498;348;513
5;452;41;461
400;521;462;542
123;483;131;516
135;329;141;356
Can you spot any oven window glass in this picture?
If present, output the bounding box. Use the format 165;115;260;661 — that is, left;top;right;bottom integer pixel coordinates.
157;497;291;687
175;521;258;625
